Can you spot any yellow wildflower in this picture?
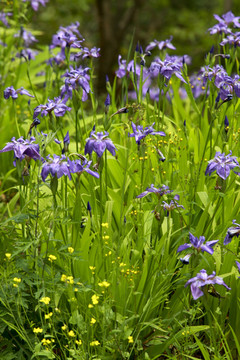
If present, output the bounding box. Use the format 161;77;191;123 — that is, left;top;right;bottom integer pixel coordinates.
67;276;74;284
88;304;93;308
61;274;67;282
33;327;43;334
128;336;134;343
101;223;109;228
48;254;57;262
75;339;82;345
42;338;51;346
90;317;96;325
13;277;21;283
91;294;99;305
45;312;53;319
5;253;11;260
68;330;75;337
61;324;67;331
98;281;110;288
68;247;74;253
40;297;51;305
90;340;100;346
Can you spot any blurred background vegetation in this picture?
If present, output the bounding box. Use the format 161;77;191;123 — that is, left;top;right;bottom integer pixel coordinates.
32;0;240;92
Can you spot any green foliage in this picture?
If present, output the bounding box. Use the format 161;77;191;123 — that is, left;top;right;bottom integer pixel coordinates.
1;1;240;359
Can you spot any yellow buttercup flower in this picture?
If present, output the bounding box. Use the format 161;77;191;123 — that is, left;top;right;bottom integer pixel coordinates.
75;339;82;345
41;338;51;346
68;247;74;253
91;294;99;305
5;253;11;260
45;312;53;319
128;336;134;343
33;327;43;334
61;324;67;331
40;297;51;305
67;276;74;284
101;223;109;228
90;317;96;325
90;340;100;346
48;255;57;262
13;277;21;283
98;281;110;288
61;274;67;282
68;330;75;337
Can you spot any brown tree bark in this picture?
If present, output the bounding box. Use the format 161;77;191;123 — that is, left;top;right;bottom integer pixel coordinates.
95;0;145;94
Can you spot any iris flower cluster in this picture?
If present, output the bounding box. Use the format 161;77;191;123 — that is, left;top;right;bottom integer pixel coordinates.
4;86;34;100
33;97;71;119
61;66;91;102
208;11;240;35
41;155;99;181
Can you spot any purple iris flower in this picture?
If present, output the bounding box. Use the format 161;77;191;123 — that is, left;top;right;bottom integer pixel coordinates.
161;195;184;216
74;47;100;60
205;151;240;180
0;12;12;27
48;49;66;66
68;158;99;178
85;128;116;158
214;11;240;28
41;155;71;181
58;32;83;49
115;56;141;78
129;122;165;145
23;0;48;11
177;233;219;255
148;55;187;83
14;28;38;47
4;86;34;100
220;32;240;48
224;220;240;245
115;55;127;78
50;22;82;51
33;97;71;119
16;48;38;61
185;269;231;300
137;184;172;199
41;155;99;182
201;65;228;88
61;66;91;102
0;136;41;162
145;36;176;52
208;23;232;35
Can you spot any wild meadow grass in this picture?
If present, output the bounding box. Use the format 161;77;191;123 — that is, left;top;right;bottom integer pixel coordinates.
1;3;240;359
